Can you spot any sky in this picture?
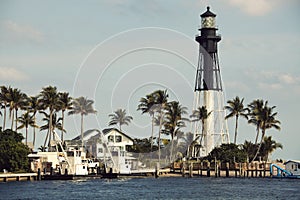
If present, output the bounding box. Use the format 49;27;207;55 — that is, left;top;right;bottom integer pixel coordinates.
0;0;299;160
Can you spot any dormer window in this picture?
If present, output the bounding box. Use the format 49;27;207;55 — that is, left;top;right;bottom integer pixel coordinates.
115;136;122;143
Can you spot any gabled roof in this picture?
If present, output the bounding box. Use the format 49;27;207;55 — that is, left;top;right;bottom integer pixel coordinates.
72;128;134;142
72;129;101;141
284;160;300;165
102;128;134;141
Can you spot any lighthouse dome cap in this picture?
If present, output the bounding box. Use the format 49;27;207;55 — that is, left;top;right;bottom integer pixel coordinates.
200;6;216;17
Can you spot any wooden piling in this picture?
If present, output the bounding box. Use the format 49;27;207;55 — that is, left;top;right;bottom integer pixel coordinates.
189;163;193;178
207;162;211;177
225;162;229;177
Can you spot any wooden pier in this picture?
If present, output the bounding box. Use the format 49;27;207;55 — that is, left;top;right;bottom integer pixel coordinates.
173;161;274;178
0;173;38;182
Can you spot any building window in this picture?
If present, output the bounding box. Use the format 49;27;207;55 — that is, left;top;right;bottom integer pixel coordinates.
98;148;103;153
108;135;114;142
115;136;122;143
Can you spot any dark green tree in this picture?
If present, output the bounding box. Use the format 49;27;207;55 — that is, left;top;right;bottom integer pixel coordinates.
206;143;247;163
0;129;30;172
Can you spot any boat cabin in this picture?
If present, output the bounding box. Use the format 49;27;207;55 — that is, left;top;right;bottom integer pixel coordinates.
284;160;300;176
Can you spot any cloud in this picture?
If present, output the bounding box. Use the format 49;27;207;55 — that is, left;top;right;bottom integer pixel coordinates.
245;69;300;91
227;0;281;16
0;67;29;82
0;20;44;43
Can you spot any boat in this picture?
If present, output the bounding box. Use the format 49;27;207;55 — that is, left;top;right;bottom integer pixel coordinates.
270;160;300;179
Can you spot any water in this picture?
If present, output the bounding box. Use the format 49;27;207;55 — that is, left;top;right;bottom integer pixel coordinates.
0;177;299;200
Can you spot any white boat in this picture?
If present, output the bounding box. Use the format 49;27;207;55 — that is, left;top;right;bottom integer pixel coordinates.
270;160;300;179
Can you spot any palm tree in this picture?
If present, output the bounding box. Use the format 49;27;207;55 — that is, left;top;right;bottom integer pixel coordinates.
152;90;168;166
108;108;133;131
38;86;60;150
58;92;72;142
28;96;40;147
225;96;248;144
260;136;282;162
68;96;97;149
251;101;281;162
6;87;28;131
190;106;212;147
40;111;65;149
0;86;9;129
164;101;188;162
242;140;258;162
248;99;264;144
17;111;38;145
137;93;156;151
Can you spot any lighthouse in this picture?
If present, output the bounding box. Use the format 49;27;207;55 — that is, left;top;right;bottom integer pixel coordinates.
192;6;230;157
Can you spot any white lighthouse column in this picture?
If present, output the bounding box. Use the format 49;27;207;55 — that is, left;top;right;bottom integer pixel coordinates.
203;90;214;156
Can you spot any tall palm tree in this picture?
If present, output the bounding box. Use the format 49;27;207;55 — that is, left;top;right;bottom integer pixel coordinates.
58;92;72;142
225;96;248;144
260;136;282;162
251;101;281;162
137;93;156;151
17;111;38;146
28;96;40;147
152;89;168;166
7;87;28;131
68;96;97;149
38;86;60;149
108;108;133;131
190;106;212;147
164;101;188;162
40;111;65;149
0;86;9;129
248;99;264;144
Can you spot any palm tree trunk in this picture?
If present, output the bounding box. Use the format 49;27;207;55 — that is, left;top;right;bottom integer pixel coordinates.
3;106;6;129
33;125;36;147
158;112;164;169
81;114;84;149
254;124;260;145
251;128;265;162
11;109;14;130
61;111;64;142
43;129;49;151
234;115;239;144
48;110;53;150
15;109;18;132
150;115;154;152
170;129;175;163
25;126;28;145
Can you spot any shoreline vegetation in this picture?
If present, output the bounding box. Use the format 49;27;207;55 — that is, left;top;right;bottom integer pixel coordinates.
0;85;282;175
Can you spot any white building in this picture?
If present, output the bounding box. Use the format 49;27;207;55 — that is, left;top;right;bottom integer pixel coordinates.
71;128;134;159
284;160;300;176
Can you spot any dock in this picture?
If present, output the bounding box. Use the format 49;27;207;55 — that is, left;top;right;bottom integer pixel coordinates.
0;173;38;182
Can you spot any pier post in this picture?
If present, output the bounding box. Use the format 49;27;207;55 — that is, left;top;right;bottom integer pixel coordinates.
50;167;53;176
181;164;185;177
37;168;41;181
207;162;211;177
239;163;242;177
225;162;229;177
155;163;160;178
189;163;193;178
200;162;203;176
255;163;258;177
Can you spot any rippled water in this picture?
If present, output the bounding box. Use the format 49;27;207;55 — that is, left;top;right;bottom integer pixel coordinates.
1;177;299;200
